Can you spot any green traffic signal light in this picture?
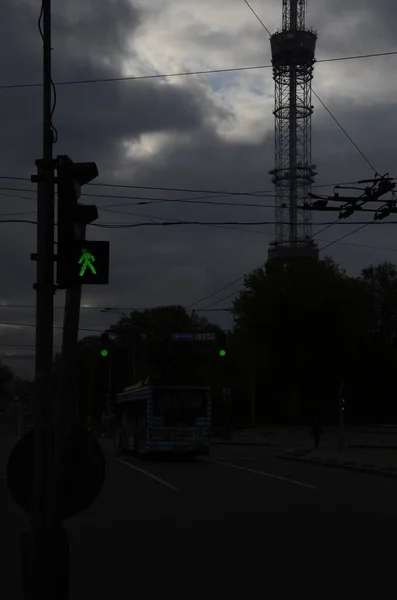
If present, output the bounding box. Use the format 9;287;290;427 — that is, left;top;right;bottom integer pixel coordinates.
100;332;110;357
219;349;226;357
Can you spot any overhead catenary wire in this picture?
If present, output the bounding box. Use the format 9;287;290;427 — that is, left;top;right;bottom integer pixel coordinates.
0;320;108;333
2;216;396;228
319;222;371;252
0;179;387;197
242;0;272;35
187;273;248;309
0;50;396;90
311;90;377;173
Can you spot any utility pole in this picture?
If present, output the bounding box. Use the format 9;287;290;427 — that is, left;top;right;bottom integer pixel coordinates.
339;380;345;451
33;0;54;528
51;218;87;519
250;362;256;426
24;0;63;596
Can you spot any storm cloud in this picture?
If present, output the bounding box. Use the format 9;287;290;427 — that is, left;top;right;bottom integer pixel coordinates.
0;0;396;376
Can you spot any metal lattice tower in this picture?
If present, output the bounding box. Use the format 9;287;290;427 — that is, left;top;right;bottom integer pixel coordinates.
268;0;318;261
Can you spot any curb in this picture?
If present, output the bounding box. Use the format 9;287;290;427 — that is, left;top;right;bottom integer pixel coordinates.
350;445;397;450
277;454;397;480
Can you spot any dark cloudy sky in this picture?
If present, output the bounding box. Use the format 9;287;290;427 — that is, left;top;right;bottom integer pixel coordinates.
1;0;397;377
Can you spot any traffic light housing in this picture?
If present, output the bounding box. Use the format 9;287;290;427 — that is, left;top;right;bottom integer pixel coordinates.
100;333;110;357
56;155;110;288
218;332;227;357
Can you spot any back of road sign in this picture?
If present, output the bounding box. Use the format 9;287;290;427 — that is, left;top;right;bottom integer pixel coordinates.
6;423;106;518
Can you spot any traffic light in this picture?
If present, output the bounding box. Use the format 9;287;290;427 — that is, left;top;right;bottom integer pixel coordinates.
218;332;227;357
100;333;110;357
56;155;110;288
76;241;110;285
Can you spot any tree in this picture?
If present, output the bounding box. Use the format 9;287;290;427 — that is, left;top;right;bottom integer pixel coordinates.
354;262;397;422
108;305;224;386
67;306;230;426
232;257;370;424
0;362;14;399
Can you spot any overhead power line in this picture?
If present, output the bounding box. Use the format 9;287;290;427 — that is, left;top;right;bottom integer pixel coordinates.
187;273;248;309
0;51;396;91
92;220;397;229
243;0;272;35
201;289;241;310
0;179;384;197
0;216;390;229
319;223;371;252
0;320;105;333
311;90;377;173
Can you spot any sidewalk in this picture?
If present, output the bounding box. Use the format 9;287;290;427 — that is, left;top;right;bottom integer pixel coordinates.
212;427;336;448
278;445;397;478
213;426;397;448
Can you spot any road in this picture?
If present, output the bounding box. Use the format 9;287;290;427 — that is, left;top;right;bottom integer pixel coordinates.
2;441;397;598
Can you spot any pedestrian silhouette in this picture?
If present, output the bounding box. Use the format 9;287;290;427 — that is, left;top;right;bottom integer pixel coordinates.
78;247;96;277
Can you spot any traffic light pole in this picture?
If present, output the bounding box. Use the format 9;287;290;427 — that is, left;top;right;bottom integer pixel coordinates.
53;222;86;455
53;203;99;490
339;380;345;451
26;0;61;596
251;362;256;427
49;222;86;528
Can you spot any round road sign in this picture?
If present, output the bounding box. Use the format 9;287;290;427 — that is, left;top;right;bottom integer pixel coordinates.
6;423;106;518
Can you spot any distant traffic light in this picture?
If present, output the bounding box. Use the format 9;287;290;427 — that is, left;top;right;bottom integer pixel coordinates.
100;333;110;357
218;332;227;357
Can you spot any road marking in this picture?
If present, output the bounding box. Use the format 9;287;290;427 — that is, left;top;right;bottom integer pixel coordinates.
116;459;180;492
207;459;318;490
210;457;267;461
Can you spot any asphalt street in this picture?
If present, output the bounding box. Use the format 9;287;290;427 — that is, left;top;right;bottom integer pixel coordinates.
2;441;397;599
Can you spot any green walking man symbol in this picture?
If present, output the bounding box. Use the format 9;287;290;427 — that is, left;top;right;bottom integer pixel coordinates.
79;247;97;277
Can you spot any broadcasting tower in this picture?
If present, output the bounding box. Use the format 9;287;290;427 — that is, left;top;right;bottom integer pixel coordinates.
268;0;318;261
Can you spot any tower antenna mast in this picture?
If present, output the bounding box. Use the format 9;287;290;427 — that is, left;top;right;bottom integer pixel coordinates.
268;0;318;260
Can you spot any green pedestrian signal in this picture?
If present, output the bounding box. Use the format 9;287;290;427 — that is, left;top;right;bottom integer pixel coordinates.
74;241;110;285
79;247;97;277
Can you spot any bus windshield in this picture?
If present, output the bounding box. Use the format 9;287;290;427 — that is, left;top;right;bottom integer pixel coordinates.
153;388;208;427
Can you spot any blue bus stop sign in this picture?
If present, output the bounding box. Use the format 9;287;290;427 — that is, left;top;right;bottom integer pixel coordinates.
171;333;194;341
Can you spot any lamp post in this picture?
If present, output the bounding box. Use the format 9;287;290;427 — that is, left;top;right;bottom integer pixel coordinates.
101;308;137;382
